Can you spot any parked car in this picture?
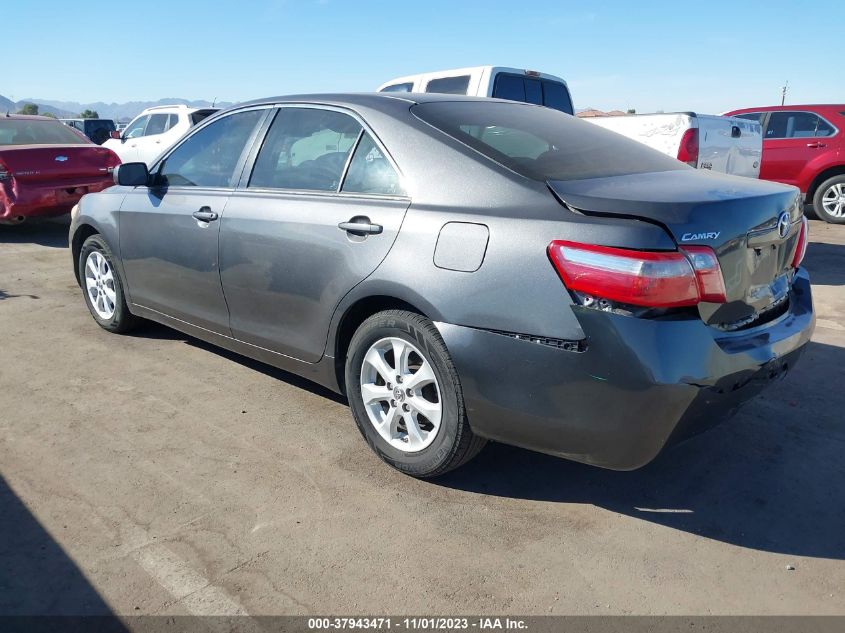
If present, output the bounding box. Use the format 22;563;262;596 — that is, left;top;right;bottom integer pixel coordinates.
378;66;575;114
0;114;120;224
60;118;116;145
103;104;217;166
70;94;813;477
585;112;762;178
724;104;845;223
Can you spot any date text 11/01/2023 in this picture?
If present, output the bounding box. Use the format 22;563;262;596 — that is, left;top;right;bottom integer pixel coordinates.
307;617;528;630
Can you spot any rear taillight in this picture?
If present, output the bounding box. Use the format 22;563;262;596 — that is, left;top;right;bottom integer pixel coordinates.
792;216;809;269
101;148;122;169
677;128;699;167
548;240;727;308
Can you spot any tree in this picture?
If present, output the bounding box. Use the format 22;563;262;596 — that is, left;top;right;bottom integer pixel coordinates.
42;112;56;118
17;103;39;115
627;108;636;114
79;109;100;119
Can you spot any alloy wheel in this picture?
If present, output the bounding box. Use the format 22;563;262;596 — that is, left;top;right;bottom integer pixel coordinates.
85;250;116;320
360;336;442;452
822;183;845;218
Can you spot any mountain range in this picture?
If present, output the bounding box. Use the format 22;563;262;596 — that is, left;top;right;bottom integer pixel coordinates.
0;94;233;121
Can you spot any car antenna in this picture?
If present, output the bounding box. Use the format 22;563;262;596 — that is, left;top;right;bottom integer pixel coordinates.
212;97;217;107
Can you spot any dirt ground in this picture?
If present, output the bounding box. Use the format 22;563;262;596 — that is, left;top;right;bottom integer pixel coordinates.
1;217;843;617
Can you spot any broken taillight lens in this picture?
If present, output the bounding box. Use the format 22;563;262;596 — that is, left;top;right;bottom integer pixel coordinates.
792;216;809;269
548;240;727;308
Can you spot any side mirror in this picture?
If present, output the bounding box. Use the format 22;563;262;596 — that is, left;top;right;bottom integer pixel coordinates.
109;130;122;140
114;162;150;187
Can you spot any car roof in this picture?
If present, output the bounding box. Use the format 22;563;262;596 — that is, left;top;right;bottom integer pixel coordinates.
230;92;534;111
726;104;845;114
1;113;57;121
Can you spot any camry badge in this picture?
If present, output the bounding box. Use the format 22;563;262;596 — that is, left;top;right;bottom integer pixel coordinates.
55;156;68;162
777;211;790;239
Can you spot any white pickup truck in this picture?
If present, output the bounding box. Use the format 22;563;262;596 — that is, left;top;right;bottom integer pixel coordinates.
378;66;575;115
585;112;763;178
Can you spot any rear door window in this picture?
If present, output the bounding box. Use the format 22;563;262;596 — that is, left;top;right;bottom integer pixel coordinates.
341;132;404;196
158;109;265;187
249;107;362;192
425;75;471;95
766;112;828;139
492;75;526;102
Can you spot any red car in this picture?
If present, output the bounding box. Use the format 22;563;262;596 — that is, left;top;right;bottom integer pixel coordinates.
724;104;845;224
0;114;120;224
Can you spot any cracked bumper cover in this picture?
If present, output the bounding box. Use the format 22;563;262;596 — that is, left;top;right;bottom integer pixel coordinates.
435;269;815;470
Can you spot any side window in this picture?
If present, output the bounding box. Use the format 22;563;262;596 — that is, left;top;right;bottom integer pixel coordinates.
766;112;823;139
124;115;149;139
249;108;362;191
542;82;574;115
341;133;404;196
493;75;526;102
158;109;264;188
166;113;180;131
425;75;471;95
734;112;765;124
381;83;413;93
816;116;836;137
144;113;169;136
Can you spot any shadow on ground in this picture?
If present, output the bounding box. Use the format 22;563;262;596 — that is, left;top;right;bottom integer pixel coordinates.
0;216;70;249
435;338;845;560
0;475;125;624
802;240;845;286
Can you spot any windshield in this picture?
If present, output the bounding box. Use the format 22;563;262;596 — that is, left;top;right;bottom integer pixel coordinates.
412;101;688;182
0;118;90;146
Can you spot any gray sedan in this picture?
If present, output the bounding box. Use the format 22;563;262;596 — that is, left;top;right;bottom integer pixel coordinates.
70;94;814;477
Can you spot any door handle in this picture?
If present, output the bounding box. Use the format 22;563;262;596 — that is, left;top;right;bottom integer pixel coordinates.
338;217;383;236
806;142;827;148
193;207;219;223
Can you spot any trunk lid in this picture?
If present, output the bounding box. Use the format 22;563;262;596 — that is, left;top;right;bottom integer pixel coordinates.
0;145;119;184
548;169;803;329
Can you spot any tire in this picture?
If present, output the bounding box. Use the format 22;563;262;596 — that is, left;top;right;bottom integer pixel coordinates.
812;175;845;224
345;310;486;478
78;234;139;333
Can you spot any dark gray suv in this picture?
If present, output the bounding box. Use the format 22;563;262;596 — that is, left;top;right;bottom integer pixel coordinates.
69;94;815;477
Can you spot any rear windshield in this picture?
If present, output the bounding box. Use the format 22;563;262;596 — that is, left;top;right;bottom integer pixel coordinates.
0;118;90;146
412;101;688;182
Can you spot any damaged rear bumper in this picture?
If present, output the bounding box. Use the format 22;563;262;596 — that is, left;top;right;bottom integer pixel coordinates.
435;269;815;470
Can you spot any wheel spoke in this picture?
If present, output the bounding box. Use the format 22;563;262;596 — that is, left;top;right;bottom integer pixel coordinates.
402;410;425;445
361;382;391;405
363;347;394;384
86;257;98;279
404;361;436;390
409;397;442;428
391;338;411;376
380;405;401;440
85;276;98;291
103;285;117;304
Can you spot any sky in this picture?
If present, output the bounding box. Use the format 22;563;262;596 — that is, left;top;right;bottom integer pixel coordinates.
1;0;831;113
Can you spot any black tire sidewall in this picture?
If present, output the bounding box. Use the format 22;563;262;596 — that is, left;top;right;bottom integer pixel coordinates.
813;176;845;224
78;235;133;332
346;312;462;477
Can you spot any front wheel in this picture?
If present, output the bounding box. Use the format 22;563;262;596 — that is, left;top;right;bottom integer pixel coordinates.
345;310;485;478
812;175;845;224
78;234;139;333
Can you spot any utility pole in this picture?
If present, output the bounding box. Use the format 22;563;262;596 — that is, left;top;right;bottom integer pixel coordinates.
781;80;789;106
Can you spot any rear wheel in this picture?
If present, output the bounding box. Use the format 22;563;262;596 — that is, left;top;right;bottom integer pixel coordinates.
812;175;845;224
78;234;139;333
345;310;485;477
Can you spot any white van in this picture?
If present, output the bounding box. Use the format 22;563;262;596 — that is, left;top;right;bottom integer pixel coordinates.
378;66;575;115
